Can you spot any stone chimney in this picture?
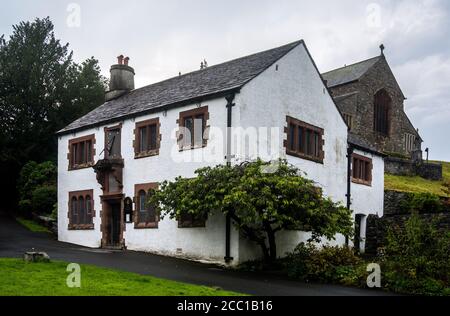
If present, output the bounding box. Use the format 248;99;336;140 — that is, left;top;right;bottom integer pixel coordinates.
105;55;135;102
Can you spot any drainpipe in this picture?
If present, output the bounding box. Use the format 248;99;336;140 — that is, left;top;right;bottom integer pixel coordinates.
345;144;354;246
224;93;235;263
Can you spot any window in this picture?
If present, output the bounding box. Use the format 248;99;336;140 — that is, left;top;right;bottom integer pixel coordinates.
352;154;372;186
374;89;391;136
343;113;353;130
178;211;207;228
134;183;159;229
105;126;121;159
405;133;416;153
134;118;160;158
68;190;94;230
285;116;324;163
178;107;209;150
68;135;95;170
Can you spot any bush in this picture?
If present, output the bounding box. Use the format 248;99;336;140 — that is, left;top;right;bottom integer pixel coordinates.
31;185;57;216
17;199;32;219
17;161;57;217
399;192;443;214
284;243;363;284
383;214;450;296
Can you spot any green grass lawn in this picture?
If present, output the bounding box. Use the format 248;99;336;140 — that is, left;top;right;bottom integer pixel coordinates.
15;217;51;233
0;258;244;296
385;161;450;197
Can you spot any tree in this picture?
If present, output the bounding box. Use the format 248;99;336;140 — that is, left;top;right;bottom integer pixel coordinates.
0;17;107;209
150;160;353;262
17;161;57;217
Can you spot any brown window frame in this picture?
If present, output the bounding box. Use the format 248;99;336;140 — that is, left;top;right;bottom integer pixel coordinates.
134;183;159;229
134;118;161;159
177;106;209;151
68;190;95;230
352;154;373;186
68;135;96;170
104;124;122;159
285;116;324;164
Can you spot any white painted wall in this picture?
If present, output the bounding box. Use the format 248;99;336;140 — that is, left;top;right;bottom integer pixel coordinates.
58;98;241;264
350;148;385;253
58;130;103;248
235;43;349;259
58;42;384;265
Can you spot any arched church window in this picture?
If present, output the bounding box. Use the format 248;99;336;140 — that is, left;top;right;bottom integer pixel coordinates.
374;89;391;136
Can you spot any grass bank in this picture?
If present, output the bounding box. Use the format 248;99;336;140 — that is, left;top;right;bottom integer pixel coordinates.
15;217;51;233
0;259;244;296
385;161;450;197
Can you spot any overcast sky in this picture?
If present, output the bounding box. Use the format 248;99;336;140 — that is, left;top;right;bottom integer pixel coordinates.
1;0;449;161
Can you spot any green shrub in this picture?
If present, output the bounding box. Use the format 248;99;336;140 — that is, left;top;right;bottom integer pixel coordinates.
284;243;363;284
17;161;57;217
17;199;32;219
399;192;443;214
383;214;450;296
50;202;58;220
31;185;57;216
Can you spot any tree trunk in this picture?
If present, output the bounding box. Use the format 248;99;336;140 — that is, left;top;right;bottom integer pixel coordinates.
229;212;271;262
264;221;277;262
258;241;270;262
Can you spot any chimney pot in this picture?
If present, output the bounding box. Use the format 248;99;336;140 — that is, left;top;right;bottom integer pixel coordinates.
105;55;135;102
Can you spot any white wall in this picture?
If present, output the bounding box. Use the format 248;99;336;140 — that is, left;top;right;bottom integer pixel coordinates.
350;148;385;253
58;42;384;265
58;98;241;264
58;129;104;248
235;43;349;259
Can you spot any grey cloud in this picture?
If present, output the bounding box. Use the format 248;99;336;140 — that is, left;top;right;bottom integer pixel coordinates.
1;0;449;160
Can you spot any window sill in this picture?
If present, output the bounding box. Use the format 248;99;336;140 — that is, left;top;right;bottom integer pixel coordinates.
352;179;372;187
178;223;207;229
68;162;95;171
68;224;95;230
178;143;208;152
286;151;324;164
135;150;160;160
134;223;159;229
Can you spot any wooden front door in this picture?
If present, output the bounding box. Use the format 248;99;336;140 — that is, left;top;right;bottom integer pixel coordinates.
101;197;124;249
109;202;122;247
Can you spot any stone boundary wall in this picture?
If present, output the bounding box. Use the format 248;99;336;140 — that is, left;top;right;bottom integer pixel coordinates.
385;157;443;181
365;190;450;254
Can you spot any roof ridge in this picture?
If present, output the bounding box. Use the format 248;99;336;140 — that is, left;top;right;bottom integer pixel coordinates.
322;55;381;75
58;39;305;135
128;40;303;95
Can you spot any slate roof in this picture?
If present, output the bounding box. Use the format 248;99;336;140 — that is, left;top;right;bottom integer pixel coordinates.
322;56;381;88
348;132;385;156
58;40;304;135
